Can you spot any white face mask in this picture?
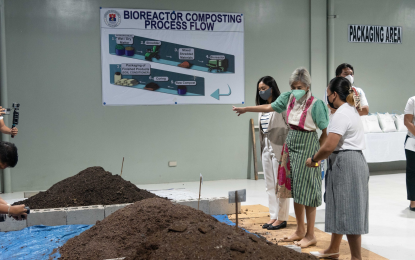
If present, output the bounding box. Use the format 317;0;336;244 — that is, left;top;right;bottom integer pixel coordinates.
345;75;354;85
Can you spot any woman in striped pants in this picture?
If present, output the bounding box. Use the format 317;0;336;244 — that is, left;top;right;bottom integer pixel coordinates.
233;67;329;248
307;77;369;260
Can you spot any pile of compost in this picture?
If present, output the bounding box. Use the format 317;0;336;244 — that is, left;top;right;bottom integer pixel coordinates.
13;166;158;209
144;82;159;91
58;198;316;260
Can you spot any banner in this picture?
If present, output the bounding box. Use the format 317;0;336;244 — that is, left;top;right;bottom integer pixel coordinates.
100;8;245;105
348;24;402;44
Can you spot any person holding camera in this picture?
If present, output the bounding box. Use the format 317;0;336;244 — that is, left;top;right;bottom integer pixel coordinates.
0;201;27;220
0;141;26;220
0;106;18;136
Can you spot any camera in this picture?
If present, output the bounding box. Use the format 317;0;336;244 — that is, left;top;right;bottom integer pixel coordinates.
0;206;30;222
2;103;19;117
3;108;10;115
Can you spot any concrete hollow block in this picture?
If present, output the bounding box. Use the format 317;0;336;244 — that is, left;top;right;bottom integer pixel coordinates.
66;205;105;225
208;197;241;215
0;215;27;232
104;203;132;218
174;199;209;214
24;191;44;198
27;208;67;227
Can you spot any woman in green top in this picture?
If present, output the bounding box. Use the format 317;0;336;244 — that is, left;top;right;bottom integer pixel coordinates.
233;67;329;248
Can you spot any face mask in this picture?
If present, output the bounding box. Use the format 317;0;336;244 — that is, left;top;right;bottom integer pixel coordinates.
327;93;338;109
292;89;306;100
259;88;272;100
345;75;354;85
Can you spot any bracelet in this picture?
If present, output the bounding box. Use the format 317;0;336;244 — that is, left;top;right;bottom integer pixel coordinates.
7;205;11;217
311;154;317;163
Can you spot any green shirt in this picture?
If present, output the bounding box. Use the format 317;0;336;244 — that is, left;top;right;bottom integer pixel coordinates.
271;91;329;130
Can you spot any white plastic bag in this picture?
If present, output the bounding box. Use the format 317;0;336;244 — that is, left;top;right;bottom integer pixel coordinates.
393;114;408;132
361;115;383;133
377;113;397;132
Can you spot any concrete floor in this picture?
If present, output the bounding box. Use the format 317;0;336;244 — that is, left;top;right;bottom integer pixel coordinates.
137;173;415;260
1;172;413;260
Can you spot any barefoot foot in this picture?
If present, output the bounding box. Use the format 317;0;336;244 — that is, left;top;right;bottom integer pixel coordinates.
278;232;305;242
294;236;317;248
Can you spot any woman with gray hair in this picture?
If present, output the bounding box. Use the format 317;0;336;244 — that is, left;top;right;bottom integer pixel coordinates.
233;67;329;248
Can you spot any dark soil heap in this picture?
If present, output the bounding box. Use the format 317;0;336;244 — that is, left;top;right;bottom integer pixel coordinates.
58;198;317;260
13;167;158;209
144;82;159;91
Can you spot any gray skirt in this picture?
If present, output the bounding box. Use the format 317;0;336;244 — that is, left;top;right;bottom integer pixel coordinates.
325;150;369;235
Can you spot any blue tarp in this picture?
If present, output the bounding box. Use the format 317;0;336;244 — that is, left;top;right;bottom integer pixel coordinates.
0;225;92;260
212;215;259;236
212;214;237;226
0;215;248;259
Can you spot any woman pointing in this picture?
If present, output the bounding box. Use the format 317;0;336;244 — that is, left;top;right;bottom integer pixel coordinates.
233;67;329;248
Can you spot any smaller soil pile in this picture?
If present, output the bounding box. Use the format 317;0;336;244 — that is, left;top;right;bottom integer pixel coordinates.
13;166;158;209
178;61;192;68
58;198;317;260
144;82;159;91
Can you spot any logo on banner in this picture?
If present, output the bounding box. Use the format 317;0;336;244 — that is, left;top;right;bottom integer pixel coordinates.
104;10;121;27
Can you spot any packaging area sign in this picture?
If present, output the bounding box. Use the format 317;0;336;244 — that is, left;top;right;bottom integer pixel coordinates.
348;24;402;44
100;8;245;105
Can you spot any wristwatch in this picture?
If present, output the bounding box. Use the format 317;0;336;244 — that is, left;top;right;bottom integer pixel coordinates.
311;155;318;167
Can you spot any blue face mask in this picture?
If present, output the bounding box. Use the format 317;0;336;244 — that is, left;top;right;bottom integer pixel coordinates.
292;89;306;100
259;88;272;100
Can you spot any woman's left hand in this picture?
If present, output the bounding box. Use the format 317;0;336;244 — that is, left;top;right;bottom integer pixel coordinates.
306;158;320;168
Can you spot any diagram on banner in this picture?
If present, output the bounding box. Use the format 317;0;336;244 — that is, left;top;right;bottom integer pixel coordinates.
109;35;235;74
110;64;205;96
101;8;244;105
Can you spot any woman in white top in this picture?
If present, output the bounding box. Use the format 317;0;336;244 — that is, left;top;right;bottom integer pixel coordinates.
256;76;290;230
306;77;369;260
404;96;415;211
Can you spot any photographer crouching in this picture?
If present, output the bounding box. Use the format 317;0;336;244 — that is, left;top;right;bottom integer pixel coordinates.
0;141;27;220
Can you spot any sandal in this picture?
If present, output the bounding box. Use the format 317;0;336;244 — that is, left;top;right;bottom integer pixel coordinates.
310;251;339;259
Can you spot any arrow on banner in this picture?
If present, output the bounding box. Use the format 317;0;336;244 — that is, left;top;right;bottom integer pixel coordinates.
211;84;231;100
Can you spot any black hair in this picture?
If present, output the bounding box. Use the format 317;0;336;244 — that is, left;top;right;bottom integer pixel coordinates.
335;63;354;77
255;76;281;105
328;77;355;106
0;141;18;167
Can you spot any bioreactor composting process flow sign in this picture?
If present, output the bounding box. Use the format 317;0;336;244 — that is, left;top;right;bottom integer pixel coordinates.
100;8;244;105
